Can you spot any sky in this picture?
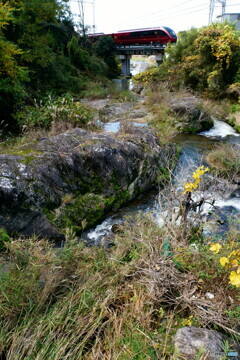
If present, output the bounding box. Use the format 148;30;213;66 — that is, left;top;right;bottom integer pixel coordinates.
69;0;240;34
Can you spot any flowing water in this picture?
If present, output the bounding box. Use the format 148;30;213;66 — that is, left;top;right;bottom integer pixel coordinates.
84;118;240;245
84;58;240;244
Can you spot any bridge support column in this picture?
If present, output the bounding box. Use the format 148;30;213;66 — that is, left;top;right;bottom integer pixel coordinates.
155;53;163;66
119;55;131;76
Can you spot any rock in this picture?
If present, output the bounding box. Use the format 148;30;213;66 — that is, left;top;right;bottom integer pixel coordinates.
131;83;144;94
174;326;226;360
111;223;123;234
229;188;240;199
0;128;177;240
99;103;134;122
169;96;214;133
205;205;239;238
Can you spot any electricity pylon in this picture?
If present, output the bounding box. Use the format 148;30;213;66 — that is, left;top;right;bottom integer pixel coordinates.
209;0;226;25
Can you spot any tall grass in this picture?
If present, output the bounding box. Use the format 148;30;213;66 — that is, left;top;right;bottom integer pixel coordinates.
0;212;239;359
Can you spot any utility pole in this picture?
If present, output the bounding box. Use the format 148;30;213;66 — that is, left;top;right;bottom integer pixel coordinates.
75;0;96;34
209;0;226;25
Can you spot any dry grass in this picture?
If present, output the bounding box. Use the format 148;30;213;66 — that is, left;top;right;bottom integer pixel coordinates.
206;143;240;180
0;212;239;359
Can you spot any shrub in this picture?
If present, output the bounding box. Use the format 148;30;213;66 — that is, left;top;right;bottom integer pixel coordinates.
206;143;240;179
139;23;240;98
15;93;93;130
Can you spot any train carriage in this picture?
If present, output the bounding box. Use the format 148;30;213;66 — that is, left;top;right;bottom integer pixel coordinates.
89;26;177;46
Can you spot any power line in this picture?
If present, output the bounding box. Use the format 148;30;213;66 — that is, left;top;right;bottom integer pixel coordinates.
115;5;210;30
127;3;210;25
132;1;210;21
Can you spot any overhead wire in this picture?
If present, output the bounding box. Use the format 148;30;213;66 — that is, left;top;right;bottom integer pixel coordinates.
116;2;210;29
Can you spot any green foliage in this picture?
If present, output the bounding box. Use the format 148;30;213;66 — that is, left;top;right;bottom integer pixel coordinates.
0;228;10;250
145;23;240;98
15;93;94;130
133;66;163;85
0;0;119;133
94;35;120;78
0;1;29;132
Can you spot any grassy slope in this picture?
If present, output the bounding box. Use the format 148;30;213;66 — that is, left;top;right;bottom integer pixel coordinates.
0;208;239;359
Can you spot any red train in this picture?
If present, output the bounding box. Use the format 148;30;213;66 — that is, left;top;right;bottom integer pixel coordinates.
89;27;177;46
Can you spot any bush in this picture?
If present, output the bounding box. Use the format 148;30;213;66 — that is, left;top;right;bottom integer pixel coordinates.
15;94;93;130
206;143;240;179
141;23;240;98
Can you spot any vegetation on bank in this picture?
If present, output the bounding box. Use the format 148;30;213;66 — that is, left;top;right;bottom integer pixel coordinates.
0;0;120;134
0;173;240;359
134;23;240;99
0;13;240;358
206;143;240;180
132;22;240;143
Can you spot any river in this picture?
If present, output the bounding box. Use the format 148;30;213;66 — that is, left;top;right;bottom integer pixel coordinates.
84;60;240;245
83;118;239;245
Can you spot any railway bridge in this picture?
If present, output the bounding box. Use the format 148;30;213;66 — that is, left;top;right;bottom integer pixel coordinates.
116;44;166;76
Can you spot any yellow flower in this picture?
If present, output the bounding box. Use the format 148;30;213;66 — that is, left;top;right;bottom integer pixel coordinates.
231;259;239;268
220;257;229;267
229;269;240;287
229;250;240;259
183;166;210;194
209;243;222;254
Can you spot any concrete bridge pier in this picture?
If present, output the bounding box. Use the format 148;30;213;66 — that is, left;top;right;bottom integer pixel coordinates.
119;54;131;76
155;53;163;66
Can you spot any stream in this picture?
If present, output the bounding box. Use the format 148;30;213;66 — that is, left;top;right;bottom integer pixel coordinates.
84;118;240;245
84;60;240;245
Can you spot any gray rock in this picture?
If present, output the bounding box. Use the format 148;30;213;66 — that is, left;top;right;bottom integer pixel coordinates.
131;83;144;94
0;128;176;240
174;326;225;360
169;96;214;133
229;189;240;199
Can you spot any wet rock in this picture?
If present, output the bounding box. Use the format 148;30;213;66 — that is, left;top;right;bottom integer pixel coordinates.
174;326;225;360
229;188;240;199
205;205;239;238
0;128;177;240
111;223;124;234
169;96;214;133
233;177;240;186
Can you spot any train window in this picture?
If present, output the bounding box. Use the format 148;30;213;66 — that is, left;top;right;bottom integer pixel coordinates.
163;27;177;37
157;30;169;37
130;32;142;37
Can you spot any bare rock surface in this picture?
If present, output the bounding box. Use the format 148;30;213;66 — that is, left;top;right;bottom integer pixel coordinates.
0;127;176;240
169;96;214;133
174;326;226;360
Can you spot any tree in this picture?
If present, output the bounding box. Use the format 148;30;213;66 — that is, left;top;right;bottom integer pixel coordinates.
0;1;28;132
95;36;120;78
160;23;240;97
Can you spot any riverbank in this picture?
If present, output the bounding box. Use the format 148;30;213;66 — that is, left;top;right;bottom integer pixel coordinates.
0;80;240;358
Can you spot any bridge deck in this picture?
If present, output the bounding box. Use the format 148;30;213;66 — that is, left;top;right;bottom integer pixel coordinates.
116;44;165;55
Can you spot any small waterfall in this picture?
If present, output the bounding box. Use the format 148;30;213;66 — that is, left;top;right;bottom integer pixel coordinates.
85;114;240;244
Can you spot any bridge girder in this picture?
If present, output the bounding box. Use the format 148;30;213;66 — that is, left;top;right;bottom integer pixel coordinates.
116;44;165;56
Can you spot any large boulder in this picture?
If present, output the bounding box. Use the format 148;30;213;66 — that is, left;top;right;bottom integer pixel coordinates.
0;128;176;240
169;96;214;133
174;327;226;360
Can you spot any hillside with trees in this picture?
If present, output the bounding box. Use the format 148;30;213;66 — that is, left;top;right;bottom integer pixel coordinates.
0;0;119;133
